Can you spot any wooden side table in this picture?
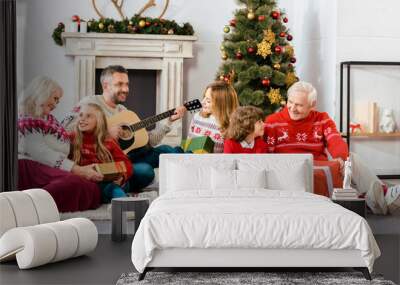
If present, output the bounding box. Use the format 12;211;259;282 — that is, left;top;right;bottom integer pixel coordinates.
111;197;150;242
332;198;366;218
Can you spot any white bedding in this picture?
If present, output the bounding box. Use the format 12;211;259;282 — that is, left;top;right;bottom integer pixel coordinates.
131;190;380;273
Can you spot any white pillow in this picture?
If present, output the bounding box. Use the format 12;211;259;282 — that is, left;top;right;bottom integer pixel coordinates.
167;160;235;192
237;169;267;189
211;168;267;190
211;169;236;190
238;159;307;191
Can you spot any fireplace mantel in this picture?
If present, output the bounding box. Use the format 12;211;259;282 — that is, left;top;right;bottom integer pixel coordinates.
62;32;197;145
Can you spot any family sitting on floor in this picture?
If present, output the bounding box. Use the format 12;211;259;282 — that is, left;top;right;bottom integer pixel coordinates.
17;65;399;215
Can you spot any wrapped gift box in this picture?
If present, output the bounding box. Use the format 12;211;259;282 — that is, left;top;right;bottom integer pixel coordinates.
95;161;127;181
181;136;215;154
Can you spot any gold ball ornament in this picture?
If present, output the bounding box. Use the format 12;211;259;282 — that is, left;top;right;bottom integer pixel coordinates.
223;26;230;33
219;75;225;81
129;21;133;25
168;29;174;35
280;100;287;106
274;63;281;70
220;45;225;51
247;10;255;20
222;53;228;60
98;22;104;29
139;20;146;28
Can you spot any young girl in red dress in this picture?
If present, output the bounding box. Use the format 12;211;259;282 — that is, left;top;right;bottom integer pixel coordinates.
224;106;268;153
70;103;133;202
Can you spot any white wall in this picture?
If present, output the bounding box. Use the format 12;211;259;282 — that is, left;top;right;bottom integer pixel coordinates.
336;0;400;175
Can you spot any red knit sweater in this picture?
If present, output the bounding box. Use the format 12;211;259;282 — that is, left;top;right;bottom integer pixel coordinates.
72;132;133;182
224;137;268;153
264;107;348;161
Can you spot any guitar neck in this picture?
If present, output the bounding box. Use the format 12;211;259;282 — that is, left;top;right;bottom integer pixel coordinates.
130;109;176;131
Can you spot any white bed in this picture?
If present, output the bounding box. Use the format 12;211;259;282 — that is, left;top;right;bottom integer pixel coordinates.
131;154;380;280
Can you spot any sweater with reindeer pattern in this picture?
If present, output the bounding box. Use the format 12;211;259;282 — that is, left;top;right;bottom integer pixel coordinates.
264;107;349;161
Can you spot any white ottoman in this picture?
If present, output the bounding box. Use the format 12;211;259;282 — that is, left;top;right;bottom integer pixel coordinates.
0;189;98;269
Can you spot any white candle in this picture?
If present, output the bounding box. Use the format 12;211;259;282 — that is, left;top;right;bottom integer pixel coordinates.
80;22;87;33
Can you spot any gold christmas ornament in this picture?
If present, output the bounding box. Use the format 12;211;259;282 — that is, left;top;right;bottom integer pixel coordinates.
256;40;272;59
222;52;228;60
274;63;281;69
139;20;146;28
223;26;230;33
219;75;225;80
220;45;225;51
267;88;282;104
263;29;276;43
280;100;287;106
108;24;115;33
168;29;174;35
247;10;255;20
285;72;298;87
285;45;294;57
129;21;133;25
98;22;104;29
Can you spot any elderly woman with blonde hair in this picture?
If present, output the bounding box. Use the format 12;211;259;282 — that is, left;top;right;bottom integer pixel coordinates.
18;76;103;212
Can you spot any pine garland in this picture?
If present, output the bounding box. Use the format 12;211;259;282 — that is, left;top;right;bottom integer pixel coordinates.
52;15;195;46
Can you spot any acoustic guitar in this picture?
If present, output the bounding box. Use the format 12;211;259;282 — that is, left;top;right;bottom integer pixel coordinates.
107;99;202;154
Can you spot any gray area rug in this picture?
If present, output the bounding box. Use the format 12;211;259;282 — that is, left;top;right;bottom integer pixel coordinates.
116;271;396;285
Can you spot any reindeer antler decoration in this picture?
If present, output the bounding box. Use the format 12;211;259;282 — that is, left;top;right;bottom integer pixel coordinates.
137;0;156;16
91;0;170;20
111;0;125;19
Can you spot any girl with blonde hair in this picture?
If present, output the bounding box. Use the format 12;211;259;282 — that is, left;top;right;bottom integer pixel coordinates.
224;106;268;153
188;81;239;153
18;76;103;212
70;103;133;202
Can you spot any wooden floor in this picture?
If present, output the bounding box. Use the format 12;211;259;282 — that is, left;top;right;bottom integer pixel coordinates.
0;233;399;285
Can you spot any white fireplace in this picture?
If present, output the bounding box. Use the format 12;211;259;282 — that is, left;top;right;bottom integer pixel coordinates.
62;32;197;145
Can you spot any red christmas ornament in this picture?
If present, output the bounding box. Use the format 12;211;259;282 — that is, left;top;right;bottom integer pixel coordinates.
145;21;151;27
153;22;159;27
279;32;286;37
288;63;293;68
71;15;80;22
258;15;266;22
261;78;270;87
274;46;282;54
229;19;237;27
290;57;297;63
283;17;289;23
287;34;293;41
247;47;255;54
236;52;243;60
271;11;280;19
223;76;230;83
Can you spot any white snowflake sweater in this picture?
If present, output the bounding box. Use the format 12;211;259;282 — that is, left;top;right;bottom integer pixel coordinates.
18;114;74;171
188;113;224;153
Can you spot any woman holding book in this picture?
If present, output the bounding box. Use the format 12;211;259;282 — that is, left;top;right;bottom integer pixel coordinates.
70;103;133;202
18;76;102;212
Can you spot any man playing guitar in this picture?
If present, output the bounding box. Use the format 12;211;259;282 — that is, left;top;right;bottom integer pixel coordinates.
63;65;187;192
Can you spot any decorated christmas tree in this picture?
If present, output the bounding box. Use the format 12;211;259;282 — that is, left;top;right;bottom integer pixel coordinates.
217;0;298;115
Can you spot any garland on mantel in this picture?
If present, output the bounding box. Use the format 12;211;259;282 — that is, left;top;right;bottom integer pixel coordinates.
52;15;195;46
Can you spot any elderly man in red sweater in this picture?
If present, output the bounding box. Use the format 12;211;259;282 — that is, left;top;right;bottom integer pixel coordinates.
265;81;395;215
